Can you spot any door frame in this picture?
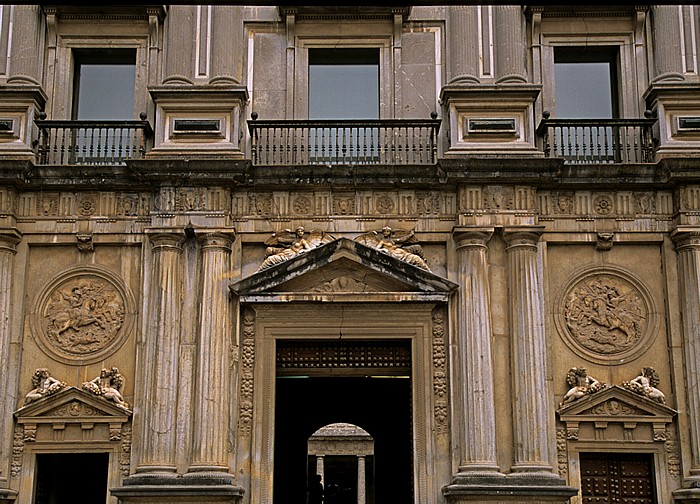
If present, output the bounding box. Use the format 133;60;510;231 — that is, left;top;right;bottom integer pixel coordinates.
238;302;449;504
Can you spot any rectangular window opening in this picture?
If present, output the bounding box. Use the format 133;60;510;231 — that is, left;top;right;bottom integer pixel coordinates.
554;46;619;119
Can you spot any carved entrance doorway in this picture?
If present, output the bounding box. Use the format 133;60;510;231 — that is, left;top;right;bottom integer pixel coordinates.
274;339;412;504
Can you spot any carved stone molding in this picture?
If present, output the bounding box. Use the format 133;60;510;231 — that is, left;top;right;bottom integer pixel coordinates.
238;308;255;437
30;266;136;365
432;307;448;434
555;266;658;364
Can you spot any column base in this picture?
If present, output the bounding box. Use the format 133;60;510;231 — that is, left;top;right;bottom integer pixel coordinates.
674;487;700;502
443;472;577;504
0;487;17;504
111;473;243;504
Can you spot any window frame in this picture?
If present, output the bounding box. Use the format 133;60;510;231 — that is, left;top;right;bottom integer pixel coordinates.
292;32;394;120
534;16;648;120
71;48;138;121
46;30;148;121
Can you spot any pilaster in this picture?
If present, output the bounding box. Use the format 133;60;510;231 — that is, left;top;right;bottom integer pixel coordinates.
452;228;500;474
503;228;554;474
447;6;479;84
0;231;19;503
673;231;700;485
494;6;527;83
187;230;236;476
650;6;685;83
136;231;185;476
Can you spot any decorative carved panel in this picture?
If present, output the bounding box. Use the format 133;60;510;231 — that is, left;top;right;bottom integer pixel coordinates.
31;266;136;365
555;266;657;364
276;340;411;371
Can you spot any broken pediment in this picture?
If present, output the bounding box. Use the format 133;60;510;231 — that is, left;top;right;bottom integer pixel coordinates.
557;385;676;442
231;238;457;302
14;386;130;443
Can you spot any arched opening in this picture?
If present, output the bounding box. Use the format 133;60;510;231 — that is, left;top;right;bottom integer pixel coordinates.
307;423;375;504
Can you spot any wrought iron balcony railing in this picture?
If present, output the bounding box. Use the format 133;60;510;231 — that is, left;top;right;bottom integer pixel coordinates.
34;114;153;165
537;112;656;164
248;114;441;166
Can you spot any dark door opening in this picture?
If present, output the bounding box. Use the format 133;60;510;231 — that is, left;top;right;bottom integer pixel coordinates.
34;453;109;504
274;340;413;504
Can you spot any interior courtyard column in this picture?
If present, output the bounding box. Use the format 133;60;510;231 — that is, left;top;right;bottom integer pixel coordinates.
452;228;500;473
135;231;185;476
316;455;324;484
673;231;700;485
0;231;20;500
357;456;366;504
187;231;236;477
503;228;557;474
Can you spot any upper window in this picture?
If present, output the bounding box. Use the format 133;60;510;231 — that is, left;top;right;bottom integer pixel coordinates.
553;46;619;119
72;49;136;120
308;48;379;120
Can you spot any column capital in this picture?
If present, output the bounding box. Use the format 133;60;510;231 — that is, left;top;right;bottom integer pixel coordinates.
672;228;700;251
0;229;21;254
453;227;494;250
503;226;545;250
146;228;187;251
195;228;236;251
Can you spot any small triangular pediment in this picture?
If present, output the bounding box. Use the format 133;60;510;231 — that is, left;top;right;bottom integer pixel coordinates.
231;238;457;301
14;386;131;420
558;385;676;421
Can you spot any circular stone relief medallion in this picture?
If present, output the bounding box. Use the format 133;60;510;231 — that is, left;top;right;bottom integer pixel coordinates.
31;267;135;364
555;266;658;364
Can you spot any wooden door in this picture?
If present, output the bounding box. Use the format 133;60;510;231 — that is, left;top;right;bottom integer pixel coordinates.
580;452;655;504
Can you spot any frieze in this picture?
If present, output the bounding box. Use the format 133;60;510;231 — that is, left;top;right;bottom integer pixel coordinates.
175;187;206;211
556;266;657;364
483;186;513;210
581;400;649;417
116;194;140;216
292;194;313;215
44;400;103;418
417;191;441;215
77;192;98;216
308;276;369;293
31;267;135;365
634;192;656;215
37;193;59;216
250;192;273;216
333;194;356;215
593;194;614;215
375;194;396;214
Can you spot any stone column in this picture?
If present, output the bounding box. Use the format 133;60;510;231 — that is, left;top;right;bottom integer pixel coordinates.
316;455;325;485
447;6;480;84
673;232;700;481
494;6;527;83
453;229;500;473
504;229;556;474
357;456;366;504
0;231;19;490
651;6;685;82
136;231;185;475
188;231;235;476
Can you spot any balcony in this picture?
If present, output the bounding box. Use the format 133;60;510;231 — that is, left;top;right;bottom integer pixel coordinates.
247;114;441;166
537;112;656;164
34;114;153;165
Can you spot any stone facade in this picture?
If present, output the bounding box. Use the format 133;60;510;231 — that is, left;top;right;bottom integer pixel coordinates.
0;4;698;504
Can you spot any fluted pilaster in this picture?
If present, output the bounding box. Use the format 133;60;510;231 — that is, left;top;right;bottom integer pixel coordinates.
453;229;500;472
210;6;243;84
188;231;235;475
651;6;685;82
137;232;185;474
494;6;527;83
447;6;480;84
7;6;43;84
674;232;700;480
504;229;555;473
163;5;196;83
0;231;19;487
